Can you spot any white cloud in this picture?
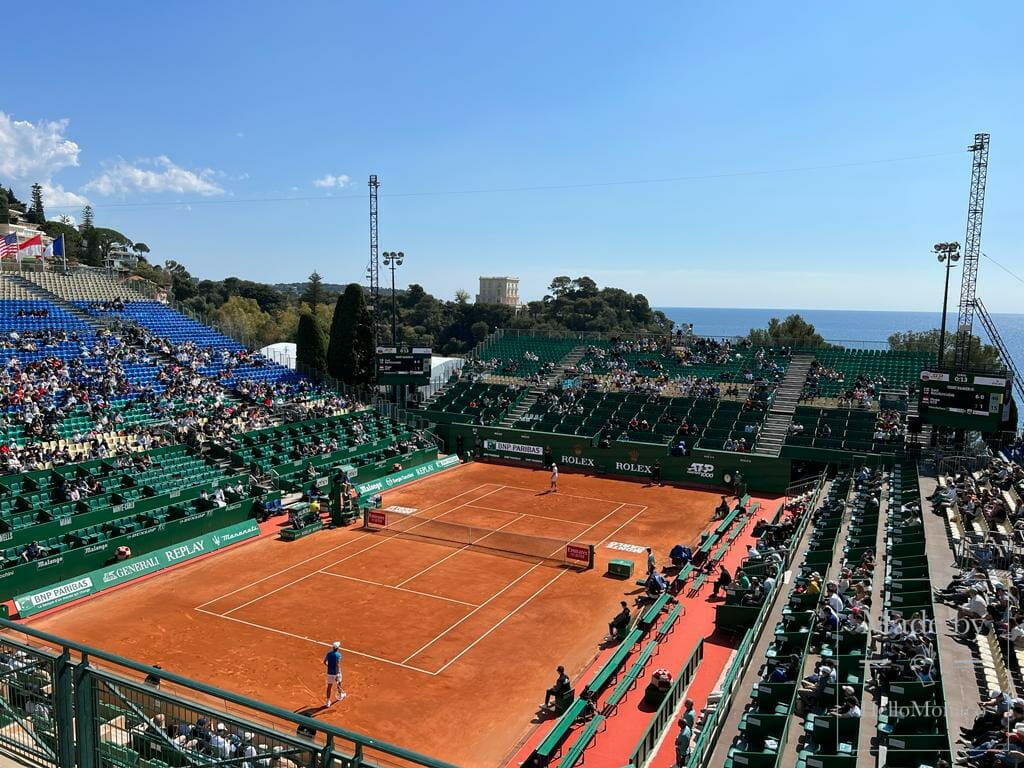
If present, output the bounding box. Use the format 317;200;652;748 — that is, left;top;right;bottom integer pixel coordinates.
0;112;81;181
312;173;350;189
84;155;225;197
49;212;77;226
41;182;89;208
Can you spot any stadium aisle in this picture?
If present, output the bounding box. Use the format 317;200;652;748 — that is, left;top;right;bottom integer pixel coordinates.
589;502;775;768
506;499;775;767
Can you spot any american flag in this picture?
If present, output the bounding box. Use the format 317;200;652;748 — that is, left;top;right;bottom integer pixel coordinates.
0;233;18;259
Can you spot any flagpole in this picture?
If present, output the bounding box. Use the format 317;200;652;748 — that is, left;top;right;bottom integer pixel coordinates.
61;235;66;271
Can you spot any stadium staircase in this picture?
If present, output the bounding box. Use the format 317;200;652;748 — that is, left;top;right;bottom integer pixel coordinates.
499;390;542;428
753;353;814;457
560;345;587;375
495;344;589;427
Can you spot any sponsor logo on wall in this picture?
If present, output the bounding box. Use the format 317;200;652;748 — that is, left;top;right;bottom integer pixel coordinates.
483;440;544;456
687;462;715;479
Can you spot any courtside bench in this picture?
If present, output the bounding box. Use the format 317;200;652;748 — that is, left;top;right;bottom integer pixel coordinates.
586;628;643;697
527;698;590;766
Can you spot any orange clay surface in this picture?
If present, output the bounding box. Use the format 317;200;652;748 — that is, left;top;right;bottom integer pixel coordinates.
27;462;718;767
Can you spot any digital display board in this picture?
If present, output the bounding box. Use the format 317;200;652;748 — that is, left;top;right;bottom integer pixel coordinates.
919;370;1012;432
376;346;432;385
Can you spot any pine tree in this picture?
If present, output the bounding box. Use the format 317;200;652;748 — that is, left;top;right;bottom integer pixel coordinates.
0;188;8;226
303;271;324;309
327;284;376;385
80;205;94;232
296;312;328;378
30;183;45;223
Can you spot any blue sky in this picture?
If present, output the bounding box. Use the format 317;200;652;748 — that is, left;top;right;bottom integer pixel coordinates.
2;1;1023;312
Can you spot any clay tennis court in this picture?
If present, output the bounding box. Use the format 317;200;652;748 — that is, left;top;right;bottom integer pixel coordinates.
25;462;721;767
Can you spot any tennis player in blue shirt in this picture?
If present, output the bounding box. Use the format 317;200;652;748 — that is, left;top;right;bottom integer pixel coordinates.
324;641;346;707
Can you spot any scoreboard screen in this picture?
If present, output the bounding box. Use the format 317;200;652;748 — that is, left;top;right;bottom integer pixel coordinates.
376;346;432;385
919;370;1012;432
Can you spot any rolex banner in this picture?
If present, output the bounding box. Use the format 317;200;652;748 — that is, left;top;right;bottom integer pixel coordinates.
13;519;261;617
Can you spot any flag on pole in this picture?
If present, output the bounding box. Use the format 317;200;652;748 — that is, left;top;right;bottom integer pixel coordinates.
42;234;64;262
0;233;18;259
18;234;43;256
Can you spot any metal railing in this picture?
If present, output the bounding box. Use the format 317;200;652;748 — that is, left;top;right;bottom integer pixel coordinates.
0;618;456;768
686;471;826;767
627;638;704;767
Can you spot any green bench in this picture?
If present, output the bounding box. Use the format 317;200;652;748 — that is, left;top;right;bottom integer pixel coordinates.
603;640;656;713
671;563;694;593
657;603;683;639
689;572;708;595
586;628;643;696
638;593;671;631
531;698;589;763
556;714;605;768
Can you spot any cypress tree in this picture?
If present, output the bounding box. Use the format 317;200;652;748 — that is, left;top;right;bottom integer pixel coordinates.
327;283;375;385
296;312;328;379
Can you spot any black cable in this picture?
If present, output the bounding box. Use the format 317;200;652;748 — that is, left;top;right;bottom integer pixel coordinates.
46;149;963;211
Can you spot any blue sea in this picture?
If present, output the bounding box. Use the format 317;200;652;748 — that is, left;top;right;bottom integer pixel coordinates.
657;307;1024;376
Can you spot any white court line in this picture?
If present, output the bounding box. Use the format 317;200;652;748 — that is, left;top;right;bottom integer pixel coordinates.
593;505;650;548
433;568;570;675
318;571;481;608
196;482;497;611
224;485;510;617
500;485;648;508
402;502;627;665
194;608;438;676
394;513;526;588
463;504;594;527
431;503;652;674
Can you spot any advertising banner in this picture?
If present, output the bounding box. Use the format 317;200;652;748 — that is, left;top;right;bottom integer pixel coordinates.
14;519;261;617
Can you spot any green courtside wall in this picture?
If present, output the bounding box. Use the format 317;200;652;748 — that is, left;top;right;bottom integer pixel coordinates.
780;443;902;467
442;424;791;494
354;454;461;500
13;517;261;617
0;472;254;551
286;446;442;496
0;499;255;602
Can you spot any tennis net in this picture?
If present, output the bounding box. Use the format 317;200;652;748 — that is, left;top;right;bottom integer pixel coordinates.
363;509;594;569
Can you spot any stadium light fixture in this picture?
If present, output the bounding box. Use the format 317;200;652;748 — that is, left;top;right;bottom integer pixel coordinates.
933;242;961;367
381;251;406;344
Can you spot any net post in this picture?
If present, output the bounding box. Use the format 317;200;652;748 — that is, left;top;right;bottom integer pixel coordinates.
362;507;370;529
587;544;595;571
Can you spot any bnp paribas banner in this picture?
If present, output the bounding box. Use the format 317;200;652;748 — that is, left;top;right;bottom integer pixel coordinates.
14;519;261;618
354;455;460;500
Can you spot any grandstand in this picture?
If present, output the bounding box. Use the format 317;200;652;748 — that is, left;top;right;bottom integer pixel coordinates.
0;273;1016;768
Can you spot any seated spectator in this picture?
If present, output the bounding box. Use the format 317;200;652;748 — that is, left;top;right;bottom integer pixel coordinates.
542;665;572;709
711;566;732;597
607;601;631;641
21;541;47;563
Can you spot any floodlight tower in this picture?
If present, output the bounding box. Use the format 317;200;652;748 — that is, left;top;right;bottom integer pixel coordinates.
954;133;990;369
368;174;381;348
